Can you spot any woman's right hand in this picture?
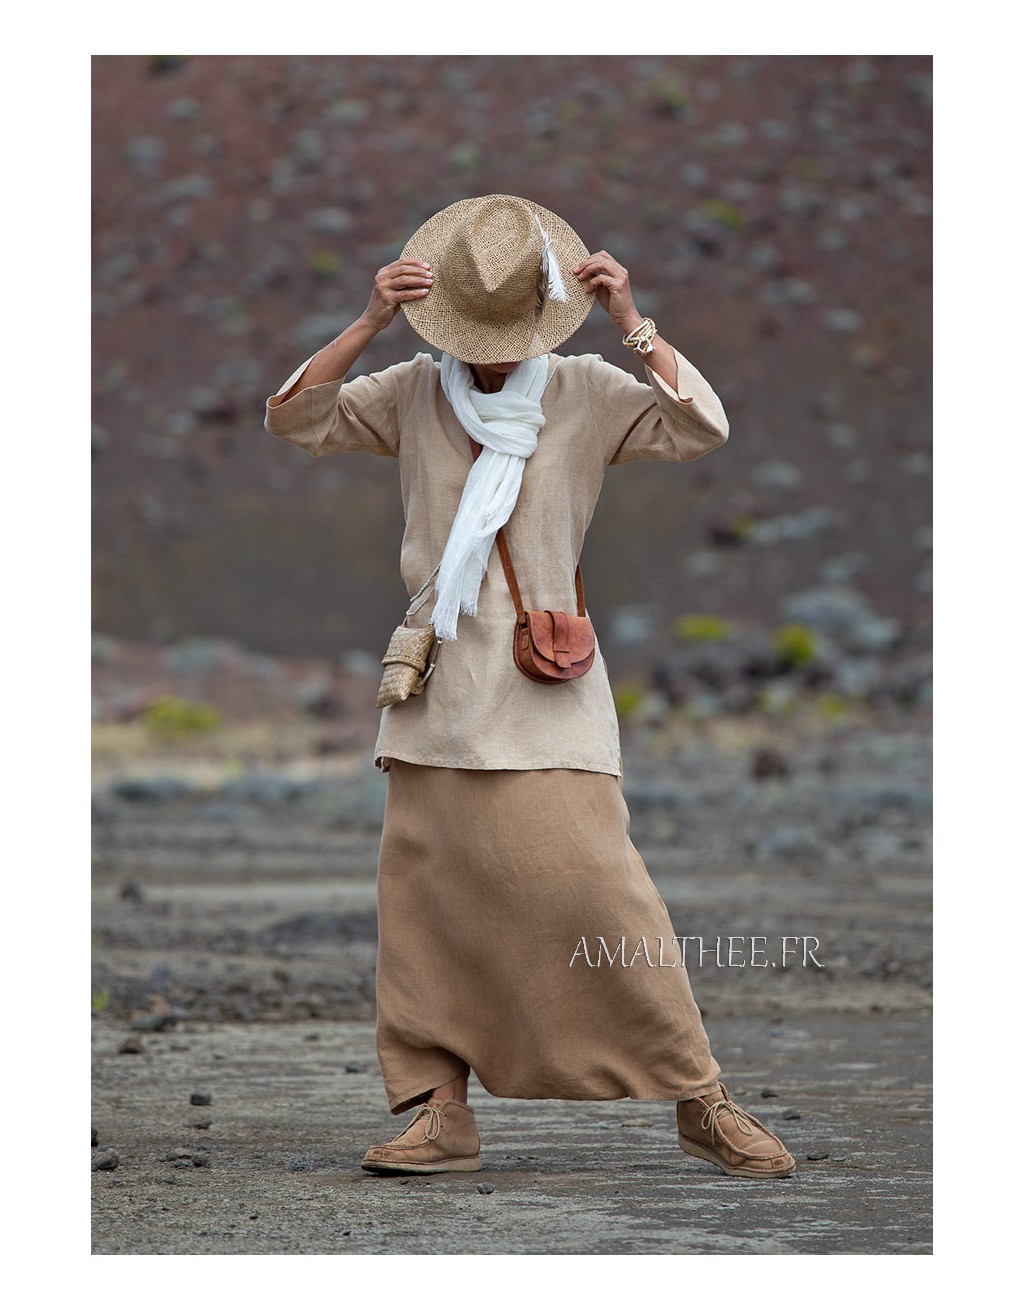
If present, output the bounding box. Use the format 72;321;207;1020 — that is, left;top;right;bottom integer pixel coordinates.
362;259;434;331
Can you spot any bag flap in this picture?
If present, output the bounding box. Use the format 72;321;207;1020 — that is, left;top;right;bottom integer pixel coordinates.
524;610;595;666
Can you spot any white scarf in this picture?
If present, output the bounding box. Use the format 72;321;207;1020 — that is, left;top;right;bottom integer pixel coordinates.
430;352;550;641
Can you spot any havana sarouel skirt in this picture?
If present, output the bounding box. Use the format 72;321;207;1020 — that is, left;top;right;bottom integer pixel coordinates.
375;759;722;1114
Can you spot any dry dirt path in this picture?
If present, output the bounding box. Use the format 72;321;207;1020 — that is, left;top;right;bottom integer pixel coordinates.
91;1011;930;1255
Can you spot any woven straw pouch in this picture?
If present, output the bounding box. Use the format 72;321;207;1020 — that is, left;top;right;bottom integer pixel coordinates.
376;622;438;708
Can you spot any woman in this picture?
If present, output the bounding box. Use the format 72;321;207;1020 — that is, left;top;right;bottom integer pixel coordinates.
265;195;795;1180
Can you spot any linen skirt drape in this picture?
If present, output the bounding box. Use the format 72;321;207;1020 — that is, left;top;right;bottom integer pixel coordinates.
374;758;722;1115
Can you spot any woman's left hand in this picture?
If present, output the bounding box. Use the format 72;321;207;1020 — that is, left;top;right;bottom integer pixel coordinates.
572;252;644;334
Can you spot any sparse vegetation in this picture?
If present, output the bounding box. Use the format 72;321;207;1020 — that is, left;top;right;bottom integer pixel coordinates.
143;697;222;740
773;624;819;669
613;682;646;718
700;199;745;230
673;613;731;643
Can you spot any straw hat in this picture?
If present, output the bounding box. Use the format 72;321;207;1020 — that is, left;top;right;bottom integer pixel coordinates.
400;194;594;364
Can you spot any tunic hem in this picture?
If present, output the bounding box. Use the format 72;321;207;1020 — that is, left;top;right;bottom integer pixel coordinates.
375;750;622;778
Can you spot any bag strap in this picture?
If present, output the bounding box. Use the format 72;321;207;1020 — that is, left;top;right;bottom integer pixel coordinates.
468;436;586;622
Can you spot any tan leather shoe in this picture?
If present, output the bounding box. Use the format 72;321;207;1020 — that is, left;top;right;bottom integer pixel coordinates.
361;1098;482;1174
677;1082;796;1179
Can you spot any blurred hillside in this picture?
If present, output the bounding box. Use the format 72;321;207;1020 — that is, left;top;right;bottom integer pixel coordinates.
92;54;931;669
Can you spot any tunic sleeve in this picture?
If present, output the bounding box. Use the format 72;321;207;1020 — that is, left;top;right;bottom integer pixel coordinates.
263;354;428;459
593;347;730;466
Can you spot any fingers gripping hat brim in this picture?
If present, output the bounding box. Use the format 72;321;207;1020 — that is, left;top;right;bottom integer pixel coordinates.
400;194;595;364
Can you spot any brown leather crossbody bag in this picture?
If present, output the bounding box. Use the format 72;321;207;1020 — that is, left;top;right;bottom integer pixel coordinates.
469;436;595;684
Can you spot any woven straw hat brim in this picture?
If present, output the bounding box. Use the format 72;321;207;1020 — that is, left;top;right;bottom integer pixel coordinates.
400;195;594;364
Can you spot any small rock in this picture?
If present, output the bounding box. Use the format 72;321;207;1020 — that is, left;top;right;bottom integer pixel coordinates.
161;173;214;201
306;207;353;234
113;777;187;804
608;603;662;647
119;880;144;904
344;1062;366;1074
748;506;835;545
92;1148;119;1172
783;586;902;655
132;1014;177;1033
477;1182;495;1194
91;1127;98;1147
823;308;862;333
291;127;324;162
758;827;821;862
832;1156;847;1163
190;1090;212;1106
326;99;370;124
746;243;781;273
192;1120;212;1130
148;55;189;75
164;1149;210;1168
817;226;848;252
807;1151;830;1161
782;1109;802;1121
750;748;790;780
119;1037;143;1055
167;96;200;121
125;135;164;175
752;460;804;491
339;649;381;680
760;1088;780;1099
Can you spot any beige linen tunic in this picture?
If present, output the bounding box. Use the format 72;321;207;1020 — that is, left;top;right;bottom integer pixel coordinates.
264;347;729;777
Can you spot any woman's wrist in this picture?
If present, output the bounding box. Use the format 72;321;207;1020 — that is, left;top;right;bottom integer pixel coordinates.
353;310;388;338
615;307;645;336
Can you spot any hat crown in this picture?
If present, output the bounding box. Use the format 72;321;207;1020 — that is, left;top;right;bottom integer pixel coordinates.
400;193;593;364
442;196;545;324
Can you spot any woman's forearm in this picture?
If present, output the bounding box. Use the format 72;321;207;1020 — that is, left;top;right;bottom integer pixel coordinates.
268;315;383;407
270;258;435;406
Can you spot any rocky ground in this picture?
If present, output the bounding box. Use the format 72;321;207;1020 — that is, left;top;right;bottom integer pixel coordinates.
91;1013;931;1256
91;634;931;1253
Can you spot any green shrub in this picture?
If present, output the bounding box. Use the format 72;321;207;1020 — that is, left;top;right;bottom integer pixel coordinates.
143;697;222;740
773;624;818;669
449;143;482;172
308;250;343;276
700;199;745;230
649;76;690;115
731;514;757;541
817;692;850;719
673;613;731;643
613;682;646;718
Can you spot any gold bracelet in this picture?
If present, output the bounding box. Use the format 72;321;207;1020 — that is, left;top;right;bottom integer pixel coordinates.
622;317;657;355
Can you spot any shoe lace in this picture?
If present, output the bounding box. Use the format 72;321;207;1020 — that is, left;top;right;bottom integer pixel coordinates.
700;1097;757;1145
389;1102;442;1144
